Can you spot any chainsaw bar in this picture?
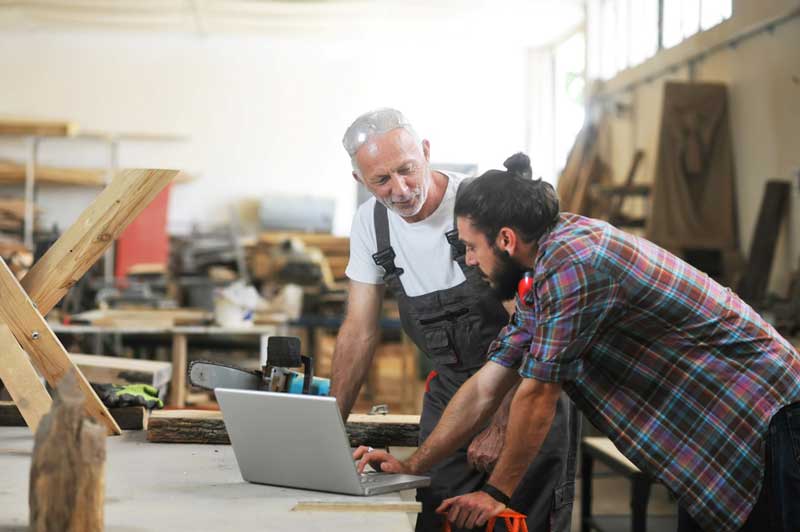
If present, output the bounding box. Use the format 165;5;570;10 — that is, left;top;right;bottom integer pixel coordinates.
188;360;263;391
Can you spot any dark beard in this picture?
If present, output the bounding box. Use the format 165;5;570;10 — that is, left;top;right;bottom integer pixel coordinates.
489;246;528;301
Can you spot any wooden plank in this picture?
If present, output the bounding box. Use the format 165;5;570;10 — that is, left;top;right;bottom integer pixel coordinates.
292;501;421;512
71;308;211;327
0;324;52;432
21;168;179;316
68;353;172;390
0;258;121;434
0;160;105;187
0;401;147;430
147;410;420;446
737;180;792;304
0;118;78;137
169;334;188;407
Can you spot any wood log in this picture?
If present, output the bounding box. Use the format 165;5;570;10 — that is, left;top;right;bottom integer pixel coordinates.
0;401;148;430
147;410;420;447
29;370;105;532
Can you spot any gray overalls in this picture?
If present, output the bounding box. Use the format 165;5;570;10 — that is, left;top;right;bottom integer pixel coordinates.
372;194;580;532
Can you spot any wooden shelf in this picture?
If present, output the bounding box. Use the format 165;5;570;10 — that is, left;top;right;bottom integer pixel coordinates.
0;118;78;137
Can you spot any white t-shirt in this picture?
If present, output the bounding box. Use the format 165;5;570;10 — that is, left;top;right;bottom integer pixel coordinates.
345;172;468;297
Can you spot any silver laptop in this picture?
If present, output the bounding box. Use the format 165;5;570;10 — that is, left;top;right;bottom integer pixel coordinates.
215;388;430;495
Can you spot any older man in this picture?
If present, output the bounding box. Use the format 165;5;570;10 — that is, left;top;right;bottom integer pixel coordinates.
356;152;800;532
331;110;579;532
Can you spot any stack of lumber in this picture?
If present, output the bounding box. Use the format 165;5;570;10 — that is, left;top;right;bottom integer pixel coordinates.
70;308;212;328
0;233;32;279
0;196;40;232
315;333;419;414
247;231;349;285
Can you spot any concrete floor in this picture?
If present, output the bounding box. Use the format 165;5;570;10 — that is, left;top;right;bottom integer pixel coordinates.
0;427;414;532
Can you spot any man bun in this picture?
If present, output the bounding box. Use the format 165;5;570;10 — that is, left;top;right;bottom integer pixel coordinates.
502;152;532;179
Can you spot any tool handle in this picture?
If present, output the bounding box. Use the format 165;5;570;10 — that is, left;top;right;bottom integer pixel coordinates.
301;355;313;394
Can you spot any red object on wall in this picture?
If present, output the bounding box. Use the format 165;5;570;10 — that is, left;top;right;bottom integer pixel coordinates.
114;183;172;278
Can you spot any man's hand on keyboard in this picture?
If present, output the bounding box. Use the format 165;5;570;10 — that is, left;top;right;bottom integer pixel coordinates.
353;446;410;474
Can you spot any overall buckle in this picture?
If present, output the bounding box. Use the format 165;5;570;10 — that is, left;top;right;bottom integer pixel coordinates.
372;247;404;277
445;229;466;257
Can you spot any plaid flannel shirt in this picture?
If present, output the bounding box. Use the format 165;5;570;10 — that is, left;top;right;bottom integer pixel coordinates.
489;213;800;531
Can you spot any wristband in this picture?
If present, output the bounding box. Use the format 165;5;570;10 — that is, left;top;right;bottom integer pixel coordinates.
480;483;510;505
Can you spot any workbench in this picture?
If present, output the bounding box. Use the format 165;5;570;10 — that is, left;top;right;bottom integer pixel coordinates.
50;323;289;408
0;427;416;531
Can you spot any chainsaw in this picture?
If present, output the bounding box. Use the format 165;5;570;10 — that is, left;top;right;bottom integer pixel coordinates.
188;336;330;396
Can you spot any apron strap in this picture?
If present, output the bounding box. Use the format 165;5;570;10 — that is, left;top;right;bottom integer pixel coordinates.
372;202;406;294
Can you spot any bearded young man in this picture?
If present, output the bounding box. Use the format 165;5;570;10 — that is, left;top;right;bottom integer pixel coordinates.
355;152;800;532
332;111;579;532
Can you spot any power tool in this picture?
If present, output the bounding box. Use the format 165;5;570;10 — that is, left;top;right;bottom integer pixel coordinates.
188;336;330;396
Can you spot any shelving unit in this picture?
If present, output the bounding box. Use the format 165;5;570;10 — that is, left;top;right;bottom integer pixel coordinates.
0;118;190;281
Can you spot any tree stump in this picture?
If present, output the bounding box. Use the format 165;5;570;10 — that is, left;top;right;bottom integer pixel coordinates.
29;369;106;532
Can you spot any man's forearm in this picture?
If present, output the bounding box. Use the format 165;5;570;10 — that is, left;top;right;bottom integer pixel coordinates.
486;381;560;497
406;363;518;474
488;381;520;427
330;324;380;418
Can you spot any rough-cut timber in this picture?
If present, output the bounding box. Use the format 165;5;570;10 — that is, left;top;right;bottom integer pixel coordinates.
147;410;421;447
29;371;106;532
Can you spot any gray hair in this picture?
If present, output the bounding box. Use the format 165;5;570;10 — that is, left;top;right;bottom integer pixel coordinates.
342;108;420;176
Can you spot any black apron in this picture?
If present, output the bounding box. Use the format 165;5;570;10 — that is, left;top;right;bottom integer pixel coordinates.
372;184;579;532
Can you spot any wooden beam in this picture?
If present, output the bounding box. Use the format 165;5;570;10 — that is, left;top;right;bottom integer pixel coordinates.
147;409;420;446
0;258;121;434
0;324;52;432
21;168;178;315
0;401;148;431
737;180;792;305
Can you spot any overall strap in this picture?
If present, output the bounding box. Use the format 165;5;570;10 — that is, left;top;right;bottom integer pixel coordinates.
446;178;473;270
371;202;406;293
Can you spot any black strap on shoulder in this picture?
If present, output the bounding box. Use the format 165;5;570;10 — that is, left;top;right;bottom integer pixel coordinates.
372;202;404;279
447;177;474;262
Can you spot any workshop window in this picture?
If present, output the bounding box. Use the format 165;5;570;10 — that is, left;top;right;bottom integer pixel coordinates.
588;0;733;80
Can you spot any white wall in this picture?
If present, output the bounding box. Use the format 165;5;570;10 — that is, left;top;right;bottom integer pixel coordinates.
0;29;532;235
